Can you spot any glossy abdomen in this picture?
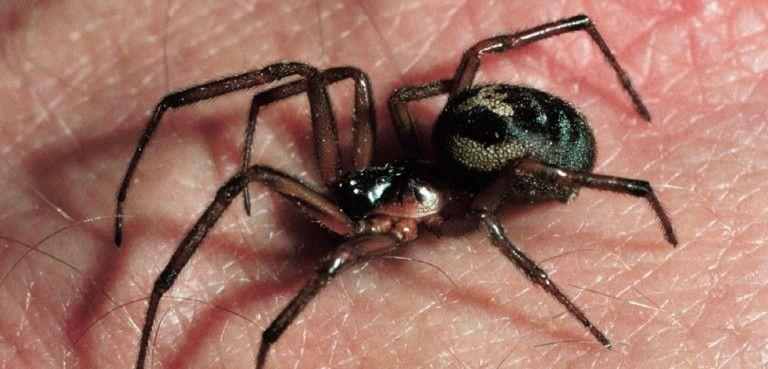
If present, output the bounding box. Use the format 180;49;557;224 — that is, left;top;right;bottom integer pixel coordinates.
434;84;596;201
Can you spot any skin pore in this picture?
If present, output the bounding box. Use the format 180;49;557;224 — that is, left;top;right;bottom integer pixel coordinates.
1;1;766;368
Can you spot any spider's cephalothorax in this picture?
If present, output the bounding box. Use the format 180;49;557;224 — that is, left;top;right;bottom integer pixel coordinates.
434;84;596;201
118;14;679;369
335;161;451;241
335;161;448;220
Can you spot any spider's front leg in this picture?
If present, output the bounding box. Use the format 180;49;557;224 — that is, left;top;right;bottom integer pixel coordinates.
388;79;452;158
241;67;376;215
257;233;401;369
133;165;356;369
115;62;337;246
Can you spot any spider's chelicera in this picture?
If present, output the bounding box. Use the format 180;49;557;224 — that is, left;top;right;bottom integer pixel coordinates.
115;15;678;369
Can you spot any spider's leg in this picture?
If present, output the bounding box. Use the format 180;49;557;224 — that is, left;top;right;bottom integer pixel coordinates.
428;162;521;237
479;213;613;348
426;166;612;347
133;165;356;369
115;62;338;246
450;14;651;120
257;233;401;369
388;79;452;158
515;159;678;246
241;67;375;215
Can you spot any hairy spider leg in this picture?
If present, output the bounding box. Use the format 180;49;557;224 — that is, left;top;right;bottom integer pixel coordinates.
450;14;651;120
133;165;356;369
388;79;452;158
115;62;338;246
480;214;613;348
430;163;613;348
241;67;376;215
432;156;677;348
256;233;401;369
387;15;649;160
515;159;678;245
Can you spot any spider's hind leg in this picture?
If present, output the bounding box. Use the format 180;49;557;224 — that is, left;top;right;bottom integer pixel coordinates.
432;158;678;246
480;213;613;348
429;167;613;348
515;159;678;246
450;14;650;120
241;67;376;215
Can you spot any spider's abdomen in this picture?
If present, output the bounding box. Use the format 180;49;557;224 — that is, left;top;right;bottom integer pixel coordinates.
433;84;596;199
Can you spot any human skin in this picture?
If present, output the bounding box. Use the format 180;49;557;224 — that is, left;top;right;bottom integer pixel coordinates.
1;0;766;368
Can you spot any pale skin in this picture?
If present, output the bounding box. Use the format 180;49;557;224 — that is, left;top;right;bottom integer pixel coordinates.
0;1;766;368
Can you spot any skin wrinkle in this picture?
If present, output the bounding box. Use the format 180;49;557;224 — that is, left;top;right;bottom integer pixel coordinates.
399;1;467;74
1;0;766;368
2;64;58;157
352;0;403;75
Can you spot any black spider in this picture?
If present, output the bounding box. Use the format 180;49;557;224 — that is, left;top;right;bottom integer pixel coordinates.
114;14;678;369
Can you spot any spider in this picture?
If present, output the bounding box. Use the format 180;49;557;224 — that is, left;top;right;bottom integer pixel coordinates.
114;14;678;369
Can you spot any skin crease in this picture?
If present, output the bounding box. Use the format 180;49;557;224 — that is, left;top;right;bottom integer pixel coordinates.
0;0;766;368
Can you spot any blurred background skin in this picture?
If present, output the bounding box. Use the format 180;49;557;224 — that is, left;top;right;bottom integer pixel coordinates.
0;1;766;368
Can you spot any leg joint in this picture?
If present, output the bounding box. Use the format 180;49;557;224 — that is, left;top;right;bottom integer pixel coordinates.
262;326;280;344
626;179;652;197
570;14;591;26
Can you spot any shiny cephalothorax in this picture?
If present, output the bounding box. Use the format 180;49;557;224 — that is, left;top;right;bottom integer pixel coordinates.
335;161;449;220
116;14;678;369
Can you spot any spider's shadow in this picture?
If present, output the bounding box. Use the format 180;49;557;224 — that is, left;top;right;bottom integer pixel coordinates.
19;90;334;366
